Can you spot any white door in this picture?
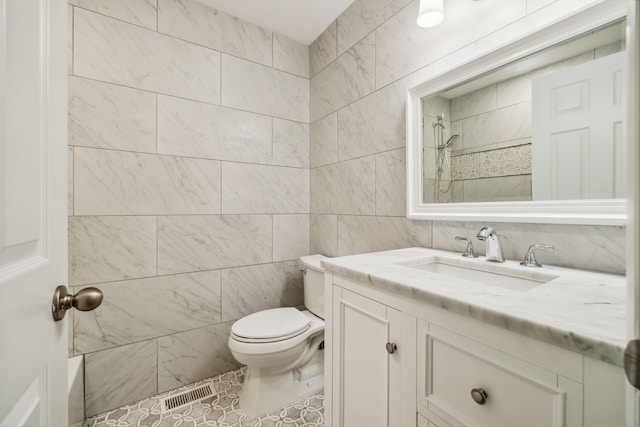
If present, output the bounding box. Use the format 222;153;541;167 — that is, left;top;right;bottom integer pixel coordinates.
532;51;626;200
0;1;68;426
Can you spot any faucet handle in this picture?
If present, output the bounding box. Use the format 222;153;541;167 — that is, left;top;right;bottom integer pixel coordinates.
455;236;479;258
520;244;555;268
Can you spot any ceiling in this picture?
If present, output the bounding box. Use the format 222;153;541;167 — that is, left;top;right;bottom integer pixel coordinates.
195;0;356;45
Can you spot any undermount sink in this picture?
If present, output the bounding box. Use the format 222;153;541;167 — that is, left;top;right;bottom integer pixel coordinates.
398;256;559;291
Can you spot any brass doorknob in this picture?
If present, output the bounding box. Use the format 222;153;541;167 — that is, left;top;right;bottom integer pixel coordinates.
52;285;103;321
471;388;488;405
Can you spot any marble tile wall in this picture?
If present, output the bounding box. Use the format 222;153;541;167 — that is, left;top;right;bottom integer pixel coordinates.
309;0;625;272
68;0;309;416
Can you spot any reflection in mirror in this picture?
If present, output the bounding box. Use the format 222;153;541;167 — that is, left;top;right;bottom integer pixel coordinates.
421;20;626;204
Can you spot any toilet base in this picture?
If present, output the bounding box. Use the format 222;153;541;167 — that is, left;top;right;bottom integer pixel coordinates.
239;350;323;416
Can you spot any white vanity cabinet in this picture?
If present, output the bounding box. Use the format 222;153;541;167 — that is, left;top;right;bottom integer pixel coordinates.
325;273;625;427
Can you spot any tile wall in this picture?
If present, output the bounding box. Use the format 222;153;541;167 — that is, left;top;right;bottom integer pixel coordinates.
309;0;626;272
67;0;310;416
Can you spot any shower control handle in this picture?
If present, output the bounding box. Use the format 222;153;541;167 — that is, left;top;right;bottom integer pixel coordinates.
52;285;103;321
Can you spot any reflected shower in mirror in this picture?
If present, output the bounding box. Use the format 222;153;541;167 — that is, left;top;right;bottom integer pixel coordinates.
422;20;626;204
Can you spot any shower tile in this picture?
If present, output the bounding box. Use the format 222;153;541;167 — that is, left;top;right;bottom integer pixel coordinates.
68;76;156;153
461;102;531;151
158;0;272;66
375;0;526;89
157;215;272;275
68;5;73;74
310;21;337;77
337;81;406;161
74;271;222;354
273;119;310;168
222;163;309;214
462;174;532;203
311;156;375;215
450;85;497;121
69;0;158;30
158;322;240;392
310;33;375;121
68;147;73;216
336;0;412;55
273;33;310;78
157;95;272;164
310;113;338;168
431;221;626;274
84;340;158;417
273;214;310;262
220;261;304;322
375;148;406;217
337;216;431;256
221;54;309;123
74;148;221;215
69;216;157;285
310;214;338;257
74;8;220;104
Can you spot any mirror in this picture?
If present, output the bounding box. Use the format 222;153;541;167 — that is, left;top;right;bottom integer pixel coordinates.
407;5;628;225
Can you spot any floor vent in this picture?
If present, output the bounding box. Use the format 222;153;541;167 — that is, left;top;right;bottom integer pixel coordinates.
160;384;216;414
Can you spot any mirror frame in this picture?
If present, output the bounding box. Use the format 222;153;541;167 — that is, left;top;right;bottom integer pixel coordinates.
407;1;628;225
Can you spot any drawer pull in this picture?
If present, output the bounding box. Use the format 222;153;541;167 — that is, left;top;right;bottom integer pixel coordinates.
385;342;397;354
470;388;488;405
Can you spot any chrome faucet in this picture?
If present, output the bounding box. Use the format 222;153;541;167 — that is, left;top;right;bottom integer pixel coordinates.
476;227;504;263
520;244;555;268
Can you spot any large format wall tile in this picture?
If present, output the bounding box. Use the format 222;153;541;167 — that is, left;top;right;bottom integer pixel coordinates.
311;157;375;215
69;77;156;153
375;0;526;88
310;33;375;121
450;85;497;121
432;221;626;274
74;8;220;104
337;216;431;256
157;95;272;164
74;148;221;215
337;82;405;161
68;147;74;215
157;215;272;274
273;119;310;168
221;261;304;322
222;163;309;214
158;0;272;66
69;0;158;30
461;102;531;150
158;322;240;392
221;55;309;123
310;22;337;77
376;149;406;216
273;33;310;78
310;214;338;257
462;175;532;202
84;340;157;416
273;214;310;262
69;216;157;285
310;113;338;168
337;0;411;55
74;271;222;354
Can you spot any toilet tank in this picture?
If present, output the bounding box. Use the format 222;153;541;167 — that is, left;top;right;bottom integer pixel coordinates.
300;255;328;319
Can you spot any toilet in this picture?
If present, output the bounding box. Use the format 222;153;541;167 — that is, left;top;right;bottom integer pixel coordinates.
228;254;327;416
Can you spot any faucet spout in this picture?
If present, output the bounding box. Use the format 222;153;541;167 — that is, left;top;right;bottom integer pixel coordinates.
476;226;505;263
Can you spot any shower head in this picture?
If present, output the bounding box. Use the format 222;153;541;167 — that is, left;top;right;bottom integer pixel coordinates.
437;134;459;149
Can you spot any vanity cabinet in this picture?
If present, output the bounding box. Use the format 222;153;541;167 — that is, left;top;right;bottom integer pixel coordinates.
325;273;625;427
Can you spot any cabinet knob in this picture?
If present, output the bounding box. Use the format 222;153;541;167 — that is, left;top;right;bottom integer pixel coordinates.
470;388;488;405
385;342;397;354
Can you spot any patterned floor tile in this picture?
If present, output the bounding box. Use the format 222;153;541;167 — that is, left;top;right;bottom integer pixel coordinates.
84;368;324;427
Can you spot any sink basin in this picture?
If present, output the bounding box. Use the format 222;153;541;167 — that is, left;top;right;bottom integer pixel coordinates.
398;256;558;291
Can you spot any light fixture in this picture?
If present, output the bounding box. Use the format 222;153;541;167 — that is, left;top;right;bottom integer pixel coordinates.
417;0;444;28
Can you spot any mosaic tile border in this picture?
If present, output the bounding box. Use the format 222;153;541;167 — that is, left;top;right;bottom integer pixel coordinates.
85;367;324;427
451;143;531;180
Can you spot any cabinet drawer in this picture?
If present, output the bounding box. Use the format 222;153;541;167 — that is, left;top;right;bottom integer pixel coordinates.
423;327;567;427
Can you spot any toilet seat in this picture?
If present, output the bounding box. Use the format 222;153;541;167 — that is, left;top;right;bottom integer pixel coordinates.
231;307;310;343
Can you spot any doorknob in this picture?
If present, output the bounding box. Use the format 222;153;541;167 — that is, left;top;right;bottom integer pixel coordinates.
52;285;103;321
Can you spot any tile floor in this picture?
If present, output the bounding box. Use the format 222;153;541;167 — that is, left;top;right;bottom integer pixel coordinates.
84;367;324;427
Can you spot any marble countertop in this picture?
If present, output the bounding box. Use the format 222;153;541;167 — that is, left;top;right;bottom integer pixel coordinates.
321;247;627;366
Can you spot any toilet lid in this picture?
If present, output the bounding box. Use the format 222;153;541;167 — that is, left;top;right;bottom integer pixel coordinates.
231;307;311;341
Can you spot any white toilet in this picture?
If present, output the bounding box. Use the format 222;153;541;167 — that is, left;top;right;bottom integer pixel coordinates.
228;254;327;416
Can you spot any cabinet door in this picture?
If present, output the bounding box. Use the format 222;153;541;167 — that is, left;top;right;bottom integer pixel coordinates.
332;287;401;427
